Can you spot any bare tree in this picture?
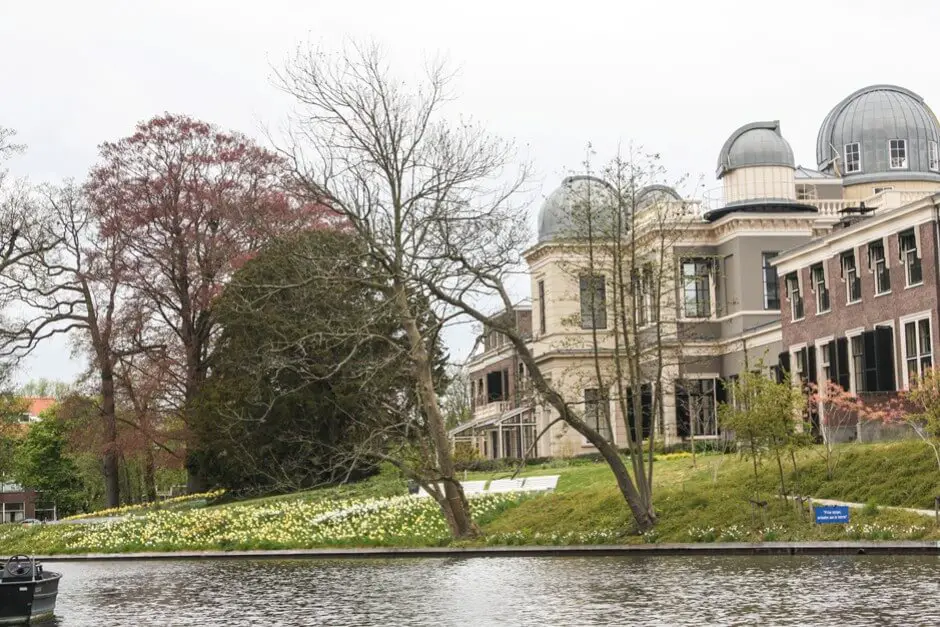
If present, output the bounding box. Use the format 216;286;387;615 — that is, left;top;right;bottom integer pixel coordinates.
276;41;688;533
0;183;159;507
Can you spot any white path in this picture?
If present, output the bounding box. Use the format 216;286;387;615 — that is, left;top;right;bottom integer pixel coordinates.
807;497;937;519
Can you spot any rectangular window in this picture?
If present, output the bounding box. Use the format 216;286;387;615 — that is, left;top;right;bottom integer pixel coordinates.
681;379;717;437
851;335;865;393
794;348;807;384
538;280;546;334
579;275;607;329
869;240;890;294
844;142;861;173
584;388;612;441
632;270;647;327
811;263;829;313
821;343;832;382
899;229;923;286
641;266;653;325
889;139;907;169
762;252;779;310
904;318;933;387
842;251;861;303
681;259;711;318
787;272;803;320
930;140;940;172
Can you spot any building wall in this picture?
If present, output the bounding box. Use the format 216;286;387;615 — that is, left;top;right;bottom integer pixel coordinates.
722;166;796;204
842;179;940;201
779;220;939;390
0;491;36;522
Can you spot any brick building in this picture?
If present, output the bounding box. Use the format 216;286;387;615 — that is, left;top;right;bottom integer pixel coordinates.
454;83;940;458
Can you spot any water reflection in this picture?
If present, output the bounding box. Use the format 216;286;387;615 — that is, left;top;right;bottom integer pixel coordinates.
40;555;940;626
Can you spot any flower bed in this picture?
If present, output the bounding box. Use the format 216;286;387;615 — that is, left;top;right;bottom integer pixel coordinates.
0;492;523;554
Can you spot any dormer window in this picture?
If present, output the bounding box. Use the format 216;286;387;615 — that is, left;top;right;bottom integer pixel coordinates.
930;141;940;172
889;139;908;169
844;142;861;173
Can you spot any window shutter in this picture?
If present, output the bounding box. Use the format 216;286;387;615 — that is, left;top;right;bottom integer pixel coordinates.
835;337;851;391
675;383;690;438
806;347;817;384
874;326;896;392
778;351;791;381
641;383;653;439
862;330;878;392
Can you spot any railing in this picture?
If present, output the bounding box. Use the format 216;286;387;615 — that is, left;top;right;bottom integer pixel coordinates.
700;188;938;217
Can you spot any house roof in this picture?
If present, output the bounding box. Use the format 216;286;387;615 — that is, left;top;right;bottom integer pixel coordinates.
24;397;56;418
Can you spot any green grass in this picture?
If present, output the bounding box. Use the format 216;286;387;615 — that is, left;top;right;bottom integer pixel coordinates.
3;441;939;554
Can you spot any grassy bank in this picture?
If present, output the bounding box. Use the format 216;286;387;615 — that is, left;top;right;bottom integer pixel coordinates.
1;441;938;555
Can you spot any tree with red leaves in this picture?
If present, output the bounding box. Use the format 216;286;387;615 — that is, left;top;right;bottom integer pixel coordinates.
85;113;313;492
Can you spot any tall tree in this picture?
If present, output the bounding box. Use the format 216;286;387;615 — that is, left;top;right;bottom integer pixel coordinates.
84;114;312;492
277;42;527;537
0;184;137;507
193;229;436;494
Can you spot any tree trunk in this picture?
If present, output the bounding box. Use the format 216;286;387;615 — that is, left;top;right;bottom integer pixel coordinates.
396;283;478;539
100;363;121;508
583;422;656;531
144;446;158;502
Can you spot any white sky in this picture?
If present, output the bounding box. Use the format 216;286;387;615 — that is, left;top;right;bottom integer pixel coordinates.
2;0;939;382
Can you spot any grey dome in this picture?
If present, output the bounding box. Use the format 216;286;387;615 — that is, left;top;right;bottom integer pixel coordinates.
636;184;682;209
537;175;616;242
716;121;795;179
816;84;940;184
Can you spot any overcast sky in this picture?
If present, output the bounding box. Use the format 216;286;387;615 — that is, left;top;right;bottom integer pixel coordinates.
2;0;939;383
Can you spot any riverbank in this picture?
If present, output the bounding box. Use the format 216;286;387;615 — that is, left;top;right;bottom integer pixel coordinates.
32;540;940;561
2;440;939;555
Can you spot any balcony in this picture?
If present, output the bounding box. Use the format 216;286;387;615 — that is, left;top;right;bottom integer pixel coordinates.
472;400;511;421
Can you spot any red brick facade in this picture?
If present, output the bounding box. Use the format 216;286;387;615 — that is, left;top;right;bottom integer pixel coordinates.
780;219;939;392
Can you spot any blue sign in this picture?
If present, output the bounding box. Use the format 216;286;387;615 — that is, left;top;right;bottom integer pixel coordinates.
814;505;850;524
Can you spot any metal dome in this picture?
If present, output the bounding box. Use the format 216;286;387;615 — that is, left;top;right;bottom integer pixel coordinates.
537;175;617;242
816;84;940;184
716;121;795;179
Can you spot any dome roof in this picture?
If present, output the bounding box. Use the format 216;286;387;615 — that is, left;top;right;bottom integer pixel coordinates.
636;184;682;210
816;84;940;184
716;121;795;179
537;175;616;242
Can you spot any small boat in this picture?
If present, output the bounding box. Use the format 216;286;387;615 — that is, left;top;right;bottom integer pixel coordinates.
0;555;62;625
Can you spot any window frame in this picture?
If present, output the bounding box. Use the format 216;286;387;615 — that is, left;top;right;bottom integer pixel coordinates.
762;252;780;310
537;279;546;335
811;262;830;314
844;142;861;173
930;140;940;172
842;250;861;304
583;387;613;444
681;378;719;437
680;258;712;319
899;229;923;287
869;240;891;295
900;312;933;389
846;327;865;394
786;272;804;321
579;274;607;330
889;139;908;170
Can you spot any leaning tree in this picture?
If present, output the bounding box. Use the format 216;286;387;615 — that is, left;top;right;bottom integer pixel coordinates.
276;41;675;533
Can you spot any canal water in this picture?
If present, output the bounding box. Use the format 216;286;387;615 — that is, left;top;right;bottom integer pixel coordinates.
40;555;938;625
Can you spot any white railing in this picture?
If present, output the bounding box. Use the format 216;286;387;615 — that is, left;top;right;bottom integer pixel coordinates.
701;188;938;217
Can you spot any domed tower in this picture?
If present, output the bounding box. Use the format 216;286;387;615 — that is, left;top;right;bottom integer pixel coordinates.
704;120;815;220
816;84;940;199
707;121;814;221
537;175;617;242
